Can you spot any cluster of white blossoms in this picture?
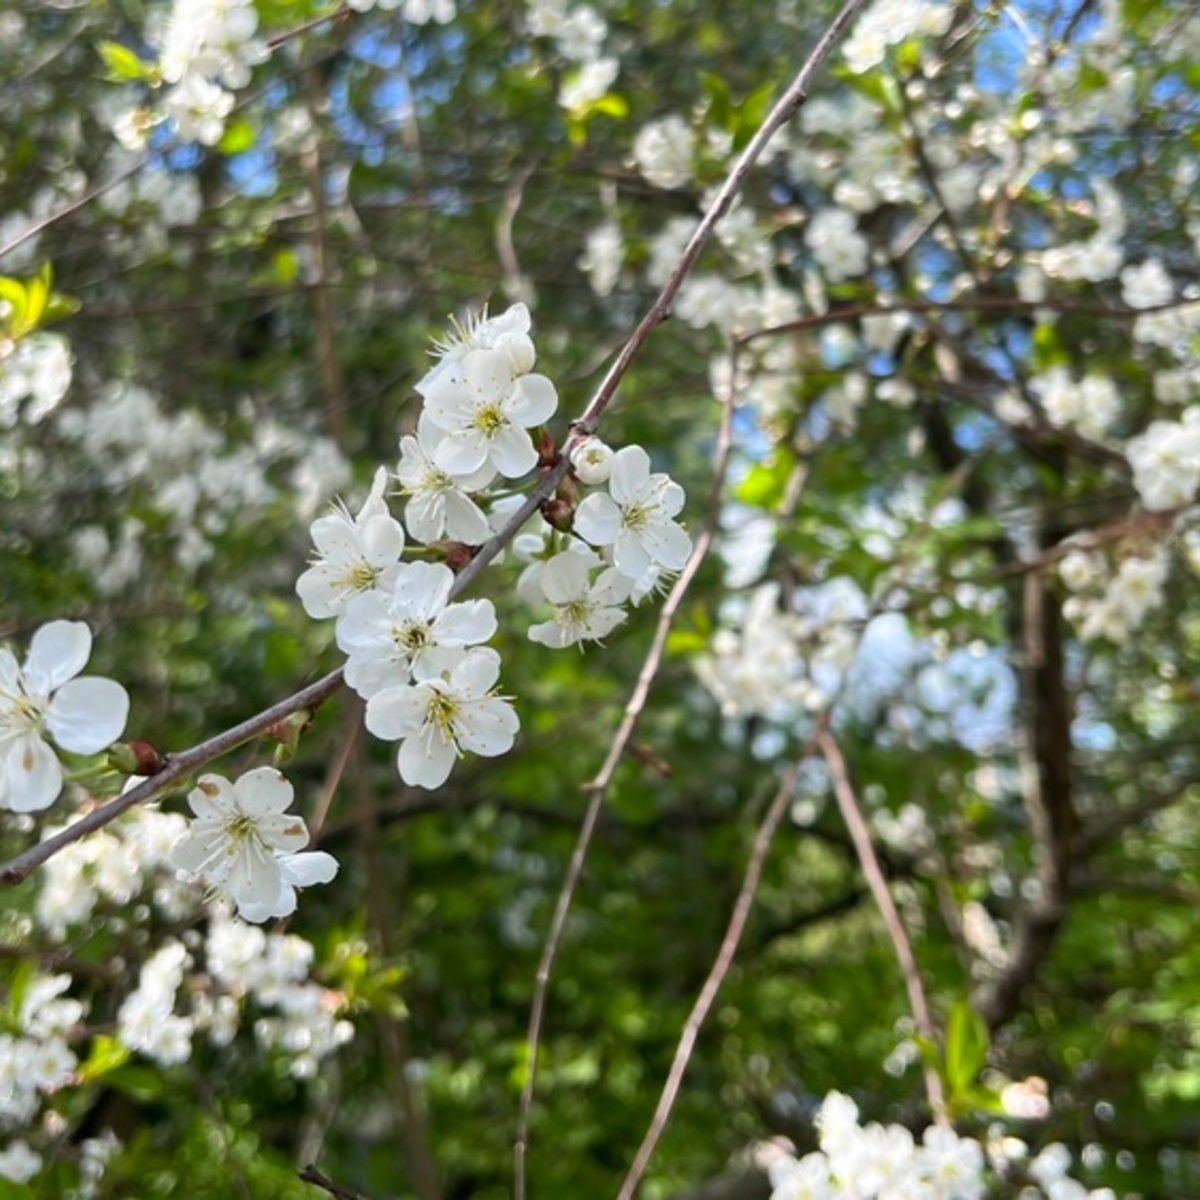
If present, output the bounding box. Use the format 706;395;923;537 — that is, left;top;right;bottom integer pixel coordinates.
1124;407;1200;512
694;584;816;719
1060;546;1172;646
298;303;690;789
1029;367;1121;441
346;0;457;23
0;621;130;814
0;331;72;428
767;1092;1121;1200
526;0;619;112
111;0;269;147
840;0;955;76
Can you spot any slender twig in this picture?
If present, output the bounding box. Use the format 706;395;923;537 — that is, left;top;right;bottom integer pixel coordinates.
614;750;810;1200
738;293;1197;348
817;724;946;1119
299;1163;369;1200
512;332;740;1200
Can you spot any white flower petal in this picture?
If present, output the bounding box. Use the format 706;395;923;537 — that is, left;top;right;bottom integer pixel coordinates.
24;620;92;693
1;736;64;812
45;677;129;754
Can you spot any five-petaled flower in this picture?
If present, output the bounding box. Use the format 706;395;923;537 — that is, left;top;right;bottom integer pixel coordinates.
336;561;498;698
574;444;692;579
396;412;495;545
527;550;632;648
364;647;519;789
170;768;334;922
0;621;130;813
419;347;558;479
296;466;407;619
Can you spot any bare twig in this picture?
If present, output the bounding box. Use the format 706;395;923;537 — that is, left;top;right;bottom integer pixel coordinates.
614;751;810;1200
512;332;740;1200
817;724;946;1119
299;1163;369;1200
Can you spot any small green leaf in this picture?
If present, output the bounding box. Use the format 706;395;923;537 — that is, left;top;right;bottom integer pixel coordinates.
944;998;989;1096
78;1034;132;1083
97;39;155;83
218;116;256;155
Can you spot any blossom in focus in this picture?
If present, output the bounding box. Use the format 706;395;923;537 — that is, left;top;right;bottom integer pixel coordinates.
419;303;536;393
420;346;559;478
396;412;495;545
296;466;407;618
170;768;324;921
574;444;691;579
570;436;615;485
364;647;519;788
0;620;130;813
527;550;632;648
336;560;498;697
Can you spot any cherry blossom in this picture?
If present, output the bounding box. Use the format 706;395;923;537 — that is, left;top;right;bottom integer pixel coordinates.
296;467;407;619
396;412;495;545
0;620;130;813
419;346;559;478
363;647;519;788
527;550;632;648
574;444;692;579
570;435;615;485
170;768;324;921
336;560;498;697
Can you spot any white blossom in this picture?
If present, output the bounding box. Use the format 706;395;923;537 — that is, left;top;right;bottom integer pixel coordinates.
574;444;692;579
0;1141;42;1184
296;466;407;619
171;768;322;920
364;647;519;788
633;115;695;189
336;560;497;697
527;550;632;647
806;208;869;282
570;436;615;485
420;346;558;478
0;620;130;813
396;412;495;545
577;220;624;297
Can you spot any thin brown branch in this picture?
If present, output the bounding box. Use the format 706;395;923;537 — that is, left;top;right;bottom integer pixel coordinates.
614;752;810;1200
512;336;740;1200
817;724;946;1119
299;1163;369;1200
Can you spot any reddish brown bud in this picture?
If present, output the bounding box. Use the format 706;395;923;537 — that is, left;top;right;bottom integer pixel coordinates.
541;497;575;532
556;472;581;509
444;542;476;573
537;429;558;468
108;740;168;776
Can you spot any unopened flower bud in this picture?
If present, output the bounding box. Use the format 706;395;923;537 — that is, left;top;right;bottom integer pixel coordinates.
541;497;575;532
108;740;167;776
267;709;312;763
444;541;476;572
570;436;614;485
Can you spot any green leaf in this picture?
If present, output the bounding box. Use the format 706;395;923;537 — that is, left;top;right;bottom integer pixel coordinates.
97;39;155;83
944;998;989;1096
219;116;257;155
78;1034;132;1083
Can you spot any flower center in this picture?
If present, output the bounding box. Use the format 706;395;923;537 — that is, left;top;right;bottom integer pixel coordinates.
395;620;434;656
425;687;461;739
0;684;46;739
621;501;652;533
473;403;507;439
